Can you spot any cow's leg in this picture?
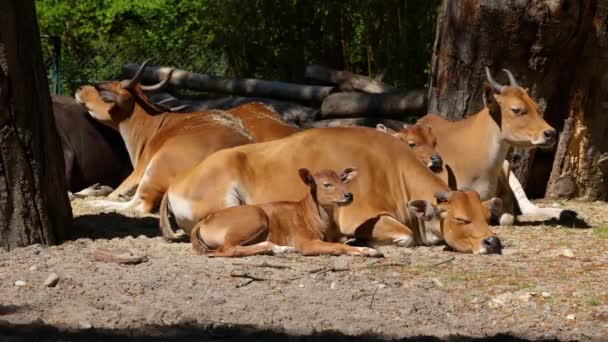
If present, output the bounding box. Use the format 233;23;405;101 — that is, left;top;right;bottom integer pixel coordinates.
107;167;144;200
192;207;296;258
63;148;74;189
73;183;115;198
297;240;383;257
368;215;416;247
506;161;576;221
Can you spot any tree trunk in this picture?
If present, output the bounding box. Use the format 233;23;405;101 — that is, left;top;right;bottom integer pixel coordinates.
304;64;395;93
0;0;72;250
320;90;427;119
429;0;608;200
123;64;334;104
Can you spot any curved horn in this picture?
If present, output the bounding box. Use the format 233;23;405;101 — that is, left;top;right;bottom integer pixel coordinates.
155;97;177;105
484;67;504;93
141;68;175;91
502;68;518;87
169;104;188;112
123;58;152;90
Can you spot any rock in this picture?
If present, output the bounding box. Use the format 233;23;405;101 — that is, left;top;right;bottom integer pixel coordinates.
561;249;574;258
541;292;551;298
78;321;92;329
377;284;387;289
518;294;532;303
330;281;337;290
14;280;26;287
501;248;518;256
488;298;505;308
298;284;304;288
43;273;60;287
551;203;561;208
470;297;479;304
566;314;576;320
28;265;37;271
431;278;444;288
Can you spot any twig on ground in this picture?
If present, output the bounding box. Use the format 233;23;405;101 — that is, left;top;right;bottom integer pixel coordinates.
422;256;455;268
369;287;379;310
93;248;148;265
230;271;268;281
232;261;292;269
236;278;255;288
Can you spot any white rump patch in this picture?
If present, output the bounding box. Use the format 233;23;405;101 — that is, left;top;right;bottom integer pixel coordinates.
168;193;194;223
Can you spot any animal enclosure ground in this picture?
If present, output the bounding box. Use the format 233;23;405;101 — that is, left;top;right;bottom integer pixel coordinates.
1;198;608;341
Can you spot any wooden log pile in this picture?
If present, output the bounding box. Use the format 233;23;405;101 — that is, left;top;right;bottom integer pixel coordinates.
124;63;426;129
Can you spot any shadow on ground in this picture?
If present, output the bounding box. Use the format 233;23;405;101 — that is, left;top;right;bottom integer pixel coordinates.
0;321;561;342
69;213;160;240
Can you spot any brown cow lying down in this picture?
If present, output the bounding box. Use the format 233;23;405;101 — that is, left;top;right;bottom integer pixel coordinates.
75;62;298;213
190;168;383;257
161;126;503;254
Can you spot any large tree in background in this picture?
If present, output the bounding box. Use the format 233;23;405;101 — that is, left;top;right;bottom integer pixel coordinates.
0;0;72;250
428;0;608;201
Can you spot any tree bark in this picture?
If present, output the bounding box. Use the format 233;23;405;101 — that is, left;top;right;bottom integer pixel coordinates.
123;64;334;104
429;0;608;200
304;64;395;93
0;0;72;250
320;90;427;119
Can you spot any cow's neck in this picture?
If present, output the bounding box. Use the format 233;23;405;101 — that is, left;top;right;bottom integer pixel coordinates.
117;104;164;165
461;108;510;198
299;190;331;238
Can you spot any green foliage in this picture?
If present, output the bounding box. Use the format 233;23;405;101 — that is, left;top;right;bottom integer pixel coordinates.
36;0;440;94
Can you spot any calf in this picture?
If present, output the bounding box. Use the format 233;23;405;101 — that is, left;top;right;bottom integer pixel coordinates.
190;168;382;257
376;123;443;172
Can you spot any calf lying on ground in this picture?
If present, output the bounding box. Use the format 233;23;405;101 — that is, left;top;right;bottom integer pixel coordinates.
190;168;382;257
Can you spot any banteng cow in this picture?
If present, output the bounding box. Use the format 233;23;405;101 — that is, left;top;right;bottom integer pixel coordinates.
161;127;503;254
415;68;575;224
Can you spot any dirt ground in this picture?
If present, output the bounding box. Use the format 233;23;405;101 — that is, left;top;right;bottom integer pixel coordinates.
1;197;608;341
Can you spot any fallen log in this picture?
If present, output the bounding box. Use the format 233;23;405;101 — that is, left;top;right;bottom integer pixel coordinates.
305;64;395;93
124;64;333;104
301;118;405;131
320;90;427;119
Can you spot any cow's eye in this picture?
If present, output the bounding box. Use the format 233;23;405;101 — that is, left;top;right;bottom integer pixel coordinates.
512;107;522;115
408;141;416;148
323;183;332;188
454;218;470;225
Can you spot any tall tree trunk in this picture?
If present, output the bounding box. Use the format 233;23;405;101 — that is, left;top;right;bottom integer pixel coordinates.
428;0;608;201
0;0;72;250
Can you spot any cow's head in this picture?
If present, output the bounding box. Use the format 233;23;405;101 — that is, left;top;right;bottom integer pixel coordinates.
376;123;443;172
484;67;557;148
407;190;503;254
299;167;358;207
74;60;173;128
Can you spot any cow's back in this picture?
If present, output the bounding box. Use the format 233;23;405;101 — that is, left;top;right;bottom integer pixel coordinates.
226;102;299;142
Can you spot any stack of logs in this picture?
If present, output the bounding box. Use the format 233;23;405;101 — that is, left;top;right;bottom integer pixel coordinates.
123;63;427;130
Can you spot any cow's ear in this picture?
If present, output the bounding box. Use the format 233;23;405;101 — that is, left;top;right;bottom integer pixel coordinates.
298;168;313;186
407;200;436;221
340;167;358;184
434;191;452;204
482;197;503;217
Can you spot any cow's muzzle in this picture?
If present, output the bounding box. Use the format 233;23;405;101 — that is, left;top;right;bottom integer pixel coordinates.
427;154;443;172
481;236;502;254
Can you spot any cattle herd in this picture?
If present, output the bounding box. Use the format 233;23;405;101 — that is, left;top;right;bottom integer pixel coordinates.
57;60;577;257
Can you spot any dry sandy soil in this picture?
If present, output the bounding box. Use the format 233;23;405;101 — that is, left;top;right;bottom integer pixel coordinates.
1;197;607;341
